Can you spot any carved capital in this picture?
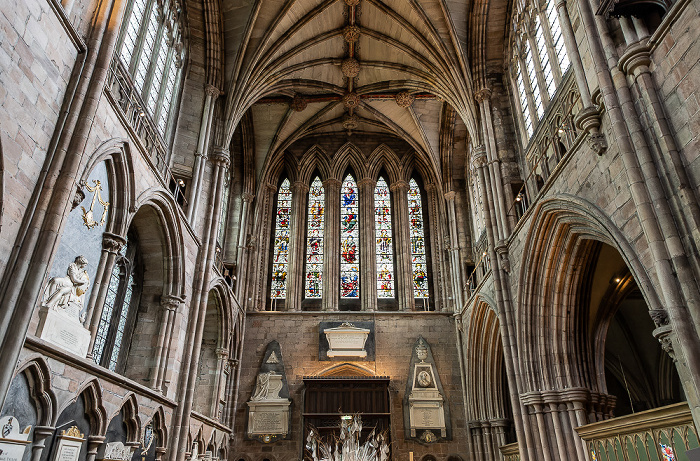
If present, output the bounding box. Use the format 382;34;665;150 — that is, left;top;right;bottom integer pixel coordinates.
649;308;670;327
242;192;255;203
575;106;602;132
618;43;652;77
389;179;409;192
323;178;342;190
209;147;231;167
357;177;375;189
264;182;278;193
652;324;676;360
103;232;127;254
474;88;492;103
216;347;229;359
291;181;310;194
472;145;488;168
204;84;221;98
444;191;456;201
161;295;182;311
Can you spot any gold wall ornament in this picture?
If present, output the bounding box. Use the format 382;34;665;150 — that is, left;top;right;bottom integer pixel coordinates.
61;426;84;439
81;180;110;229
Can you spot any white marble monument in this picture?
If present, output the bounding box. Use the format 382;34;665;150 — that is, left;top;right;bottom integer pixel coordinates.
52;426;84;461
246;371;291;438
36;256;92;357
405;338;447;442
0;416;31;461
323;322;370;357
96;442;134;461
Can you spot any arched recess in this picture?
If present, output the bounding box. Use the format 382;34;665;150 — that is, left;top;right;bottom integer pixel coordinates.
366;145;402;185
5;357;57;427
193;288;230;419
331;143;367;182
316;363;376;377
120;190;186;381
515;196;679;459
464;300;513;460
105;394;140;445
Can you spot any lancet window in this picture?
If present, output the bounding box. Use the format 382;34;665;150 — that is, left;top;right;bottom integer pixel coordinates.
271;179;291;299
511;1;571;140
93;235;141;372
340;174;360;299
117;0;184;136
374;177;394;298
305;177;325;298
408;179;429;299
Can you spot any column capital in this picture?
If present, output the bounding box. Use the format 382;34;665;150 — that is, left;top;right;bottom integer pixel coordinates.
474;87;492;103
242;192;255;203
209;147;231;167
102;232;127;254
444;191;456;201
389;179;409;192
472;145;488;168
323;178;342;189
291;181;309;194
264;182;278;193
357;177;375;188
216;347;229;359
204;84;222;98
160;294;183;311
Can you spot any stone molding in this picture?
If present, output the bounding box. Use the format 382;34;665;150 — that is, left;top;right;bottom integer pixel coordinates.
103;232;127;254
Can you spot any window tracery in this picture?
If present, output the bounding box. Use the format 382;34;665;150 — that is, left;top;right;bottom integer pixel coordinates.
374;177;394;298
305;177;325;299
511;1;571;140
271;179;291;299
340;174;359;299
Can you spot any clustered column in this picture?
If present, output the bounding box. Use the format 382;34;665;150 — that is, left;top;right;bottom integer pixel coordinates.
444;191;463;311
358;177;377;311
322;179;341;311
287;181;309;311
150;294;182;392
391;180;414;311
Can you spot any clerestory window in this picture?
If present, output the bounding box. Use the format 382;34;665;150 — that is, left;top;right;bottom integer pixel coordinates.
117;0;184;137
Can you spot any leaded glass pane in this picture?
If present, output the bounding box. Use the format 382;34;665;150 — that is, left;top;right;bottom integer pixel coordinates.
147;32;168;113
158;57;178;133
408;179;428;298
108;272;134;371
524;41;544;119
271;179;292;299
119;0;147;68
374;177;394;298
516;64;533;137
546;0;570;72
305;177;324;298
93;262;122;365
534;16;555;97
340;174;359;298
134;3;158;91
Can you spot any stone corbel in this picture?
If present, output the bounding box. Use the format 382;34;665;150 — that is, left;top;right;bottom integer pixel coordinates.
102;232;127;254
575;107;608;156
494;243;510;274
209;147;231;168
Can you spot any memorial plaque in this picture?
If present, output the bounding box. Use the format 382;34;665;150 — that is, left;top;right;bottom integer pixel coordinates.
36;307;91;357
0;417;31;461
52;427;84;461
252;410;284;433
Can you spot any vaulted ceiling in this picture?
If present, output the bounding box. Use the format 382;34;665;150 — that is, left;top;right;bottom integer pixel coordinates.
213;0;508;176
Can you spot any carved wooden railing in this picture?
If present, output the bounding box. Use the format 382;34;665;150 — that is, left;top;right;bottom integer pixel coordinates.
500;442;521;461
576;402;700;461
105;57;188;211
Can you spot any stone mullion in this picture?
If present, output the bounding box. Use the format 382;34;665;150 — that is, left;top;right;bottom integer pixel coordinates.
526;26;551;105
426;184;448;311
358;178;377;311
555;0;592;107
391;181;414;311
538;8;562;83
286;182;309;311
323;179;341;311
518;51;541;128
85;233;127;360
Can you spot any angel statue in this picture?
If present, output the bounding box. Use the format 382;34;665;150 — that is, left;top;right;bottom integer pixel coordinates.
43;256;90;322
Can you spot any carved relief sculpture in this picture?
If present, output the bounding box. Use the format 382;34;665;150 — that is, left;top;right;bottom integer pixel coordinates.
43;256;90;321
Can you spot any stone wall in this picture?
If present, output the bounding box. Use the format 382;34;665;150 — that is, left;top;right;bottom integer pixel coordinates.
233;312;467;461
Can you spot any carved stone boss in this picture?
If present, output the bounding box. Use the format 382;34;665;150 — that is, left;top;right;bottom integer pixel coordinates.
246;341;291;443
0;416;31;461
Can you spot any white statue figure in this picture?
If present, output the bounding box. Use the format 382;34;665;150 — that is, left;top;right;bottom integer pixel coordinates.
43;256;90;321
251;371;283;401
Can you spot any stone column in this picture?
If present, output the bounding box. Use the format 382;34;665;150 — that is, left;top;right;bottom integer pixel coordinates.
151;295;182;391
211;347;229;418
358;178;377;311
86;436;106;461
444;191;463;311
286;181;309;311
425;183;449;311
390;180;414;311
85;233;127;360
188;84;221;223
531;402;554;461
234;192;255;300
30;426;54;461
322;179;341;311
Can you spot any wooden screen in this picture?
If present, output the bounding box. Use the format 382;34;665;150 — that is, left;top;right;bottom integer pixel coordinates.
303;377;391;443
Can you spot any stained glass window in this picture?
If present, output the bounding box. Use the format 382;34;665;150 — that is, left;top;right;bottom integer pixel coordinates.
375;177;394;298
545;1;570;73
340;174;360;298
305;177;324;298
271;179;291;299
408;179;428;298
534;16;555;98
